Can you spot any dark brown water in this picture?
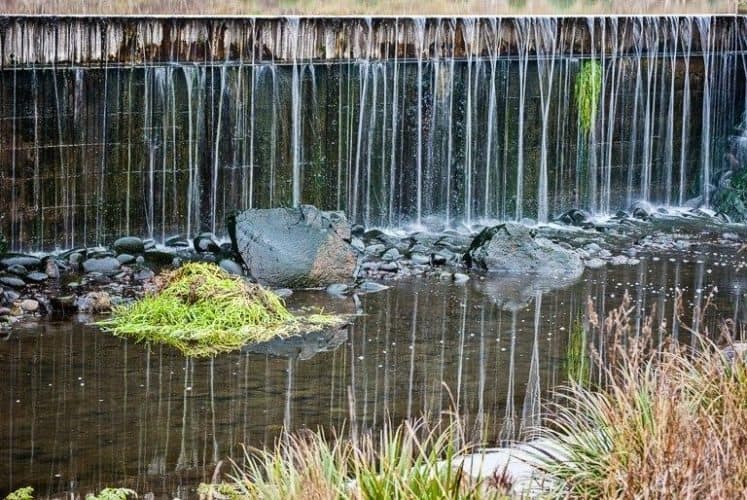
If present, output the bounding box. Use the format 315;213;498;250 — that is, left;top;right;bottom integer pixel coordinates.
1;244;744;498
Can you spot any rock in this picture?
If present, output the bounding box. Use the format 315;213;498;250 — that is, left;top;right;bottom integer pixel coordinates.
351;224;365;237
464;223;584;281
610;255;629;266
117;253;136;265
585;258;606;269
25;272;48;283
44;259;60;279
350;237;365;253
0;276;25;288
82;257;121;274
273;288;293;299
219;259;243;276
379;262;399;272
244;328;348;361
19;299;39;313
4;290;21;302
356;281;390;294
228;205;358;288
326;283;350;296
6;264;28;276
381;248;401;262
49;295;77;315
144;249;176;266
75;291;112;313
133;268;155;281
165;236;190;248
113;236;145;255
556;208;592;227
0;254;41;270
193;233;220;253
453;273;470;284
0;307;10;316
365;244;386;256
410;253;431;266
631;201;653;220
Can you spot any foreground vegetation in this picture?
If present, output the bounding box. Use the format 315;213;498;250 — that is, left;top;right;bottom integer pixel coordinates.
194;291;747;499
0;0;734;14
99;262;346;357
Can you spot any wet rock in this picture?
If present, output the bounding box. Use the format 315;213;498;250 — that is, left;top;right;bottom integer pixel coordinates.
228;205;357;288
0;254;41;270
194;233;220;253
365;244;386;256
82;257;121;274
379;262;400;272
117;253;136;265
6;264;28;276
165;236;190;248
219;259;243;276
0;307;10;316
25;272;48;283
113;236;144;255
631;201;653;220
357;281;390;294
410;253;431;266
0;276;25;288
381;248;401;262
585;258;606;269
44;258;60;279
350;237;365;253
351;224;365;237
135;255;145;265
4;289;21;302
76;291;112;313
610;255;630;266
133;268;155;281
326;283;350;296
20;299;39;313
556;208;592;227
453;273;470;284
143;239;157;251
465;223;584;281
273;288;293;299
144;249;176;266
49;295;77;315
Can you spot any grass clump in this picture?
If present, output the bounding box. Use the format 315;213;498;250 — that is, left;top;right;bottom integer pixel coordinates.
5;488;33;500
575;60;603;136
85;489;137;500
202;418;510;499
536;292;747;498
99;262;346;357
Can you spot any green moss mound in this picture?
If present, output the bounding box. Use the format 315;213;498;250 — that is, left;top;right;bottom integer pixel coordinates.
99;263;347;357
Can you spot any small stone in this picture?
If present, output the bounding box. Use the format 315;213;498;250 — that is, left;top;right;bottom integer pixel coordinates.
144;250;176;266
410;253;431;266
133;268;155;281
326;283;350;296
350;237;365;252
117;254;136;265
165;236;190;248
357;281;390;294
610;255;629;266
219;259;243;276
193;233;220;253
143;239;157;251
0;254;41;270
44;259;60;279
379;262;399;272
113;236;145;255
49;295;77;314
453;273;470;284
20;299;39;313
381;248;401;262
585;258;606;269
7;264;28;276
365;244;386;256
82;257;121;274
0;307;11;316
76;291;112;313
0;276;25;288
25;272;48;282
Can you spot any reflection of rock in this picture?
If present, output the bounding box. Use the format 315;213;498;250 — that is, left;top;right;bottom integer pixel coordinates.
228;205;358;288
465;223;584;282
243;326;349;360
476;273;581;311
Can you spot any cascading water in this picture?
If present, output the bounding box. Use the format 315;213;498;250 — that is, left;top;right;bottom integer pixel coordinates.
0;16;745;251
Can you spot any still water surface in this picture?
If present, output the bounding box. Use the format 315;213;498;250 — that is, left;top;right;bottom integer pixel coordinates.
1;244;744;497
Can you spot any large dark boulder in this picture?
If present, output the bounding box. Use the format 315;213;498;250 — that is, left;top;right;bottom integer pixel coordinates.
228;205;358;288
464;222;583;281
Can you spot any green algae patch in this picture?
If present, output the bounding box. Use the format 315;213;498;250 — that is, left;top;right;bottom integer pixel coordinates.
98;263;347;357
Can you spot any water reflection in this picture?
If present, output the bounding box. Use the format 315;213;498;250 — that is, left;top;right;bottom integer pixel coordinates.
1;246;745;496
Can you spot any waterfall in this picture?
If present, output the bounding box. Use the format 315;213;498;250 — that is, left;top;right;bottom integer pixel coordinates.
0;16;745;250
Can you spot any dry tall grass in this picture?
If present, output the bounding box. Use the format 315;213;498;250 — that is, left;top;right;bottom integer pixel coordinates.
537;291;747;499
0;0;736;15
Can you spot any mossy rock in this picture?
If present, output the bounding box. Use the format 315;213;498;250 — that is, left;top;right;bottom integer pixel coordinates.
98;262;348;357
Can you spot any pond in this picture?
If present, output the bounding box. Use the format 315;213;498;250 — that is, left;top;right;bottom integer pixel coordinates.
1;241;743;497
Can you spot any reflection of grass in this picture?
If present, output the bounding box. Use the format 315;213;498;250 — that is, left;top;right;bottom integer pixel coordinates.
566;318;589;385
0;0;734;14
98;263;346;357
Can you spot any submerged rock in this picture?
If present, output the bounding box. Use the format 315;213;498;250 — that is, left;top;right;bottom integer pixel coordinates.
82;257;121;274
464;223;583;281
228;205;358;288
244;327;348;361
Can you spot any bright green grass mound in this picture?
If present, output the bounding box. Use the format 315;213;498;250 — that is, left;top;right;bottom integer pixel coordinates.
99;262;346;357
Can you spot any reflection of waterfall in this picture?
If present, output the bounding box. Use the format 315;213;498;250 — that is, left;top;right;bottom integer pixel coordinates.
1;17;745;250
